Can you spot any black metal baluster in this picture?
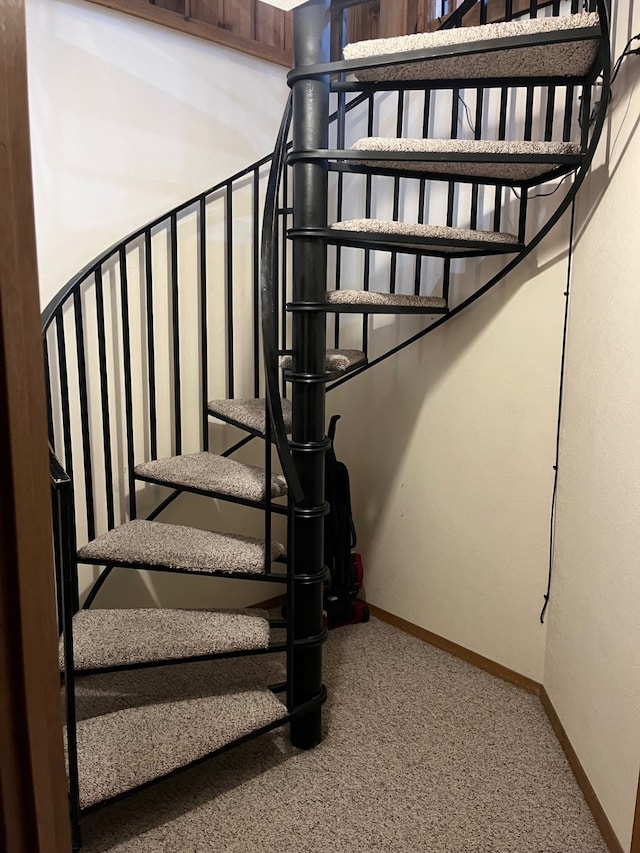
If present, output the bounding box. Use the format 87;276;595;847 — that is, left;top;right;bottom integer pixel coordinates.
44;341;55;445
58;477;81;852
518;189;529;245
494;85;508;234
52;482;65;633
545;85;556;142
444;88;461;306
580;83;592;151
333;8;349;349
200;197;210;450
362;93;375;356
282;158;290;365
333;114;346;348
225;186;235;399
170;212;182;456
253;172;261;399
55;310;74;486
72;288;95;542
470;87;484;231
95;268;115;531
524;85;535;141
274;193;281;394
119;246;136;521
264;403;273;576
389;90;405;296
414;89;431;296
144;229;158;461
564;84;576;143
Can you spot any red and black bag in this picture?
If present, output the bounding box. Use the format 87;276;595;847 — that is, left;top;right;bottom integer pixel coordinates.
323;415;369;629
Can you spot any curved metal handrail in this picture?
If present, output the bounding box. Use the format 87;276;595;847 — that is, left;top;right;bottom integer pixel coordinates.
260;93;303;503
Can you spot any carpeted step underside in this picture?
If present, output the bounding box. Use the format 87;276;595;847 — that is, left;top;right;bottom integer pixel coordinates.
350;138;582;181
61;608;271;671
330;219;520;253
344;12;600;82
77;520;284;576
279;349;366;373
135;453;287;502
327;290;447;311
208;398;292;438
72;689;287;809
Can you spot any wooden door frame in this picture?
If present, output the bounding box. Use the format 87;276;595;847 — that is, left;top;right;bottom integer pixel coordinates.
631;770;640;853
0;0;72;850
0;2;637;852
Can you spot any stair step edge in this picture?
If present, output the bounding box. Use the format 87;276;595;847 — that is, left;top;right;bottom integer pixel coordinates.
134;452;287;501
72;690;287;810
77;520;284;576
61;607;271;671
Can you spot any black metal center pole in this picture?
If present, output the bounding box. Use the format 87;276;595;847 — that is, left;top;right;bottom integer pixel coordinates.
289;0;331;750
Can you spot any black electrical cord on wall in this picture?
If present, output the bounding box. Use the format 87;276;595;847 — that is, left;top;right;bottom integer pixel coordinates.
540;198;576;625
540;35;640;624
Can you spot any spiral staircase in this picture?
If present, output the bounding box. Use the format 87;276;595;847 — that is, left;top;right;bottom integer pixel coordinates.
44;1;610;848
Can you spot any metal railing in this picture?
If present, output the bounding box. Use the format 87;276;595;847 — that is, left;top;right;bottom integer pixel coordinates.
46;0;610;830
43;0;610;631
317;0;609;388
42;152;291;583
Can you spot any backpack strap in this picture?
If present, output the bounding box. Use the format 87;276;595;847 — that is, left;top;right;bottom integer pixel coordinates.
328;413;341;444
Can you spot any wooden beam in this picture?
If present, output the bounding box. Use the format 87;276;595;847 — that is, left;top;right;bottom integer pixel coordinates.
256;3;293;54
631;770;640;853
221;0;256;40
85;0;292;66
0;1;72;850
378;0;414;38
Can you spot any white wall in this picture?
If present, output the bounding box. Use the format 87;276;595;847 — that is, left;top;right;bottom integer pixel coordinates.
330;231;568;682
27;0;290;607
27;0;289;308
543;3;640;850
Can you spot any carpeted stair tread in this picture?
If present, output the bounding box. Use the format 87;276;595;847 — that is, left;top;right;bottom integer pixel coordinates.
327;290;447;310
73;689;287;809
61;608;271;671
343;12;600;82
279;349;366;374
77;520;284;576
350;138;582;180
134;453;287;502
208;398;292;438
330;219;520;253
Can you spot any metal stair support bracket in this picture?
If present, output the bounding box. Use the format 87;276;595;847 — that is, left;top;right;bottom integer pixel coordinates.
288;0;332;751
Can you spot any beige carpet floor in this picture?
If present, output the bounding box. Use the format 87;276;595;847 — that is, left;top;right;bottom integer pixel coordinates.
79;617;607;852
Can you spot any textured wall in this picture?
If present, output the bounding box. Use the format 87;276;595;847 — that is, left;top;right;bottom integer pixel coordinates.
543;3;640;849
